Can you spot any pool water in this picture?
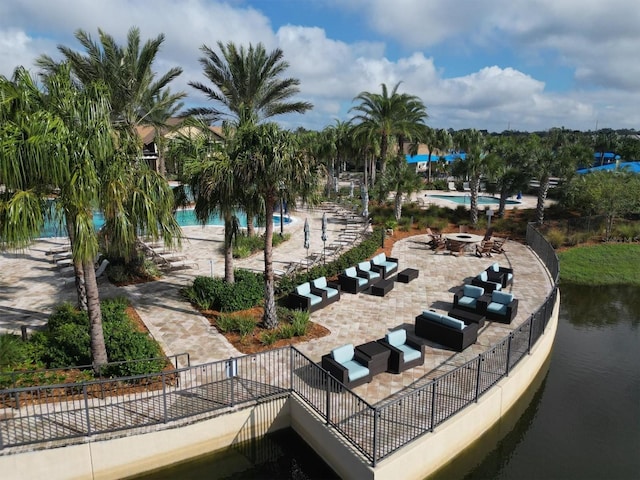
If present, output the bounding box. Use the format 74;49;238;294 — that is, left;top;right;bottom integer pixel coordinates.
428;194;521;205
40;209;292;238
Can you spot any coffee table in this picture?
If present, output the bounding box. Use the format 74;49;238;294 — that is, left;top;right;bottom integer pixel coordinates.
355;341;391;375
448;308;486;328
371;278;394;297
397;268;419;283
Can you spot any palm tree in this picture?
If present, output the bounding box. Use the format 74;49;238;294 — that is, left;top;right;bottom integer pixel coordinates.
383;155;425;220
232;123;318;329
37;26;185;154
188;40;313;237
433;129;453;181
1;65;113;367
452;129;494;225
488;136;531;217
350;82;427;182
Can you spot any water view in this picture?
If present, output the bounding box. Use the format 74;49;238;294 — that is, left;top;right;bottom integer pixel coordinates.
136;284;640;479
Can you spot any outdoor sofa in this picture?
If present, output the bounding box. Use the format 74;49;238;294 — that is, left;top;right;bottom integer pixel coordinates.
338;266;372;294
321;343;372;389
377;328;424;373
415;310;479;352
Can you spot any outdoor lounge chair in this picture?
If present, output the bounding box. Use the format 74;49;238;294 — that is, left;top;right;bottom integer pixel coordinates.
453;284;486;314
448;181;457;191
491;237;508;254
415;310;479;352
477;290;518;323
321;343;372;389
471;270;502;292
377;329;424;373
338;266;371;294
311;277;341;305
370;253;399;279
475;240;494;257
446;239;467;257
288;282;327;313
485;262;514;287
356;260;381;282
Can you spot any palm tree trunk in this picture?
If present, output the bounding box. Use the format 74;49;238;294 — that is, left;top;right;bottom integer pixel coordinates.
427;153;432;183
498;185;508;218
380;135;388;175
470;178;480;225
223;217;235;283
394;191;402;221
246;209;255;236
65;215;88;311
262;197;278;329
84;259;108;370
536;177;550;226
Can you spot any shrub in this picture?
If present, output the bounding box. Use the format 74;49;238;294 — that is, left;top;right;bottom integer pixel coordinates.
398;217;412;231
546;228;566;248
259;330;279;346
183;270;263;312
216;314;237;333
289;310;310;336
277;323;297;339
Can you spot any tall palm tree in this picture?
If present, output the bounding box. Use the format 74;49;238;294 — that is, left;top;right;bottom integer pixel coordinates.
1;65;113;368
37;26;185;154
350;82;427;181
383;155;425;220
232;123;318;329
188;40;313;237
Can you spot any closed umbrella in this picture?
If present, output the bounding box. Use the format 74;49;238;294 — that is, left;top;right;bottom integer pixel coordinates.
349;181;354;198
321;213;327;264
304;218;310;272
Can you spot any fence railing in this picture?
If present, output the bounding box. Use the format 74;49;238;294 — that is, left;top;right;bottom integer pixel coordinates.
1;226;560;463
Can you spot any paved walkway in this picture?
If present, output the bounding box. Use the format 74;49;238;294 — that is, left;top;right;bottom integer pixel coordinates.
0;195;553;404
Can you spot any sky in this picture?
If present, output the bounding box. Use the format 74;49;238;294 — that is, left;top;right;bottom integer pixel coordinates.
1;0;639;133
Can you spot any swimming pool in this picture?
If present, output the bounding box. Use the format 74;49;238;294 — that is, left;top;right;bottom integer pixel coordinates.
40;209;293;238
427;194;521;206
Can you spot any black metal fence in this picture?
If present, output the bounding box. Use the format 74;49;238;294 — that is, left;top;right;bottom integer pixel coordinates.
1;226;559;465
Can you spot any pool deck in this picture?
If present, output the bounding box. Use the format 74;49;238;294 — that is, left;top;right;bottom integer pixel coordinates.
0;197;553;407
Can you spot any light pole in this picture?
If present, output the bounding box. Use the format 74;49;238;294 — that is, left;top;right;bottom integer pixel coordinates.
278;181;285;237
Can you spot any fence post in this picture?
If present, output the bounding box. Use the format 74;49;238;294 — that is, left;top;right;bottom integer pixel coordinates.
83;384;92;437
474;355;482;402
430;382;437;432
162;372;168;423
505;335;512;377
325;372;331;425
528;314;536;354
372;407;378;467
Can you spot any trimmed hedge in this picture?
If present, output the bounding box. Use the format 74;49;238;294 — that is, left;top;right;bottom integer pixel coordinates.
183;269;264;312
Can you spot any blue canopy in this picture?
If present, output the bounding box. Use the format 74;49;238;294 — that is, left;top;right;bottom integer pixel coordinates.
577;162;640;174
405;152;466;164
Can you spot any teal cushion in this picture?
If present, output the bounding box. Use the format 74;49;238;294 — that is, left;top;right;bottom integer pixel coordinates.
379;252;387;262
358;261;371;272
507;273;513;282
324;287;339;298
490;262;500;272
357;276;368;286
479;271;488;282
458;296;477;308
344;266;357;277
342;360;370;381
296;282;311;296
386;329;406;347
487;302;507;315
439;315;466;330
397;344;421;362
308;293;323;306
331;344;354;364
372;254;383;266
464;284;484;298
492;291;514;305
368;270;381;280
313;276;327;289
422;310;442;322
383;261;397;272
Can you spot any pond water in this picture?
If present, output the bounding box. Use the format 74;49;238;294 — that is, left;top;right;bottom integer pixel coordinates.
132;284;640;479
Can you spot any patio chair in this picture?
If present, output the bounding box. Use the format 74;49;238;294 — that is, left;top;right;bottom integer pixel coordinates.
321;344;372;389
448;181;457;191
377;329;424;373
356;260;381;282
471;270;503;292
338;266;371;294
463;182;471;192
477;290;519;324
453;284;486;314
288;281;326;313
475;240;494;257
370;253;399;279
311;277;341;306
491;237;508;254
485;262;514;287
446;239;467;257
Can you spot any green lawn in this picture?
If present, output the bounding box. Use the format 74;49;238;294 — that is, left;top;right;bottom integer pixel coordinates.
558;243;640;286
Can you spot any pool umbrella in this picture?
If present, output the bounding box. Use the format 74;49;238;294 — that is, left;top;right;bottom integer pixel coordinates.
361;186;369;218
304;218;310;270
321;213;327;264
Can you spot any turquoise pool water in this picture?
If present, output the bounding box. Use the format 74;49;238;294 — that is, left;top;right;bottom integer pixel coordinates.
428;194;521;205
40;209;292;238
